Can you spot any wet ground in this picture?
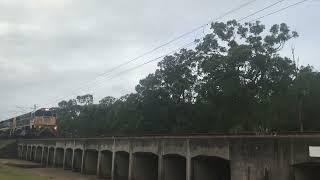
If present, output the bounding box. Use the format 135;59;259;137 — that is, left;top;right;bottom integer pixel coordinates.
0;159;101;180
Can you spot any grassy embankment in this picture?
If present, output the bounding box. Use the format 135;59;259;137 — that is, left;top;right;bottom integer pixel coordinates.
0;165;48;180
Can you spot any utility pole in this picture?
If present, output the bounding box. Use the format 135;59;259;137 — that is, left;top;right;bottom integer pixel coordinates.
292;47;304;132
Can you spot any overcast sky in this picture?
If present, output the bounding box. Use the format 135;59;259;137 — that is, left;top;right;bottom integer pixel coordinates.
0;0;319;119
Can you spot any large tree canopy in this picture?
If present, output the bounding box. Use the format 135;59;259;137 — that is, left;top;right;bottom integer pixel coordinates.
57;21;320;137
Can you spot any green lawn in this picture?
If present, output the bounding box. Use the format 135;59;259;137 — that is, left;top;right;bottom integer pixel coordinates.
0;165;48;180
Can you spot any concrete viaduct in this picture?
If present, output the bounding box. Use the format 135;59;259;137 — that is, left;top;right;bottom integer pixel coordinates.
17;135;320;180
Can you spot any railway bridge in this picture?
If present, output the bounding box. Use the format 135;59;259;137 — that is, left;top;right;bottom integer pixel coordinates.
17;135;320;180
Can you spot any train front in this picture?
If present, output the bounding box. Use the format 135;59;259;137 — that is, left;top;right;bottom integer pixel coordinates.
32;108;58;136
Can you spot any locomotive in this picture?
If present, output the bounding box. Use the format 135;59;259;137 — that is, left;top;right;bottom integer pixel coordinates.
0;108;58;137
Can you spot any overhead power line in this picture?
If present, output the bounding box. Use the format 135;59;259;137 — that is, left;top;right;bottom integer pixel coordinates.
44;0;310;107
42;0;259;105
250;0;309;22
74;0;310;101
238;0;286;21
44;40;197;106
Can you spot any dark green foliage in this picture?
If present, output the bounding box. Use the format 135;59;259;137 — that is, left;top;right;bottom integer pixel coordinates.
57;21;320;136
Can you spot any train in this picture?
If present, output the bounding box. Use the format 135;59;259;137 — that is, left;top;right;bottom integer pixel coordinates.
0;108;58;137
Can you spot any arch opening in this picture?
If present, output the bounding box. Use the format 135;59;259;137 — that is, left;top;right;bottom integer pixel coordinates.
73;149;83;172
133;152;158;180
31;146;36;161
293;163;320;180
114;151;129;180
99;150;112;178
163;154;186;180
35;146;43;163
55;148;64;168
84;149;98;175
191;155;230;180
42;147;48;166
48;147;55;167
64;148;73;170
23;146;28;160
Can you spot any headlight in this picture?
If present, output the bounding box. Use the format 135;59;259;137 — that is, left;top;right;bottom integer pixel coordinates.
54;126;57;130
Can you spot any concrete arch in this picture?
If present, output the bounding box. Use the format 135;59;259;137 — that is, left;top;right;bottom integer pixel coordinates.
114;151;129;180
191;155;230;180
22;146;28;160
99;150;113;178
293;163;320;180
73;148;83;172
64;148;73;170
162;154;186;180
35;146;43;163
55;148;65;168
17;145;23;159
84;149;99;175
42;146;49;166
27;146;32;160
132;152;159;180
31;146;36;161
48;147;55;167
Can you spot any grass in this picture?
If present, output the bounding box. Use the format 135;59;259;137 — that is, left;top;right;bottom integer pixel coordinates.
0;165;48;180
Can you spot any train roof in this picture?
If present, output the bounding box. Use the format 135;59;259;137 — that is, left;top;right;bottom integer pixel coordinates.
1;107;57;122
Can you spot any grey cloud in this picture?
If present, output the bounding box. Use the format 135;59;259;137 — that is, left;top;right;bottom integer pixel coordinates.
0;0;319;119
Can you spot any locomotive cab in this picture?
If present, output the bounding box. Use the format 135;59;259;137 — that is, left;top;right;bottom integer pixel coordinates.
32;108;57;131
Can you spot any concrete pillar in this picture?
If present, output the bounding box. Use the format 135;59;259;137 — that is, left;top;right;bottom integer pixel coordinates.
128;153;133;180
111;138;116;180
186;156;191;180
71;149;75;170
186;139;191;180
63;148;66;169
158;155;163;180
81;149;85;174
96;151;101;176
52;148;56;167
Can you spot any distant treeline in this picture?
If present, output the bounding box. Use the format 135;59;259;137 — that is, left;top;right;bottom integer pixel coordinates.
57;20;320;137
